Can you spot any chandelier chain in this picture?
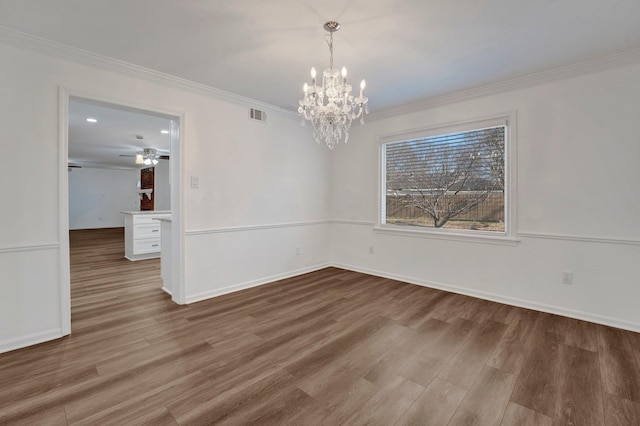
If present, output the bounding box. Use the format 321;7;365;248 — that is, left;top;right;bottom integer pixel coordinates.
327;32;334;70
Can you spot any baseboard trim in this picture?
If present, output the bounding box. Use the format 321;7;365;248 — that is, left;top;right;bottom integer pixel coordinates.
330;262;640;333
185;262;331;304
0;328;66;355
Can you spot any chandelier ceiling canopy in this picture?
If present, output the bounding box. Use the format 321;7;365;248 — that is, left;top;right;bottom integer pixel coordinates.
298;21;369;150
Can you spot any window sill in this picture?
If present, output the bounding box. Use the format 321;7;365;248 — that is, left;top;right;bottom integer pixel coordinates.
373;225;519;246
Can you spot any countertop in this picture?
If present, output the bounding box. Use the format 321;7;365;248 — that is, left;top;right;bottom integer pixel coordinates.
121;210;171;215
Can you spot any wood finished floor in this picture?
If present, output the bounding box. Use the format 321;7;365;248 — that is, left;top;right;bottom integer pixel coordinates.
1;228;640;425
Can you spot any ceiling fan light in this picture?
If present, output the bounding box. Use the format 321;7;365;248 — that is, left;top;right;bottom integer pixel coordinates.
143;158;152;166
135;153;143;165
152;159;158;165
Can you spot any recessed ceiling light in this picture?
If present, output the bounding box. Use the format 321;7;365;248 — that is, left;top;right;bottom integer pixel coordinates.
86;118;97;123
160;129;169;134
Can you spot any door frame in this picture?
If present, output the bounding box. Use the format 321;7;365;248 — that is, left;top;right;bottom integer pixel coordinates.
58;87;187;334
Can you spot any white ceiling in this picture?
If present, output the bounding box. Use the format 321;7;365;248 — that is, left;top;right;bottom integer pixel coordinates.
1;0;639;114
68;98;171;169
3;0;640;167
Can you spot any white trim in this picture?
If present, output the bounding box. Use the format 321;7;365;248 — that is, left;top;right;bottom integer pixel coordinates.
518;232;640;246
378;115;510;145
171;115;186;305
373;225;519;246
186;220;330;236
58;87;71;335
330;262;640;333
328;222;640;247
0;243;59;254
368;48;640;121
185;263;330;304
330;220;376;226
0;329;64;355
0;26;295;117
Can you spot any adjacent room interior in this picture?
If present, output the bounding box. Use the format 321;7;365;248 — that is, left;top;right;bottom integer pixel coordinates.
1;1;639;424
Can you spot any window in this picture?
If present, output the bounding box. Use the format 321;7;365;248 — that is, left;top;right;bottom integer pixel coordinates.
379;115;515;241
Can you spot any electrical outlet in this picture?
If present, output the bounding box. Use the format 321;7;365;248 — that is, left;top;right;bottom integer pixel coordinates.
296;247;301;255
562;271;573;285
190;176;199;189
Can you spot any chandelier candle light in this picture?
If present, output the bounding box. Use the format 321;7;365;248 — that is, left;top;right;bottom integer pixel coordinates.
298;21;369;149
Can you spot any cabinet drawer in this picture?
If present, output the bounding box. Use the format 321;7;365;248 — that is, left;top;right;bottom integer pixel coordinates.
133;238;161;254
134;223;161;238
133;215;160;225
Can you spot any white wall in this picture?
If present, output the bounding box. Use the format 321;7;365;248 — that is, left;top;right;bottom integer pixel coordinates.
330;62;640;331
0;40;330;353
153;161;170;211
68;167;139;229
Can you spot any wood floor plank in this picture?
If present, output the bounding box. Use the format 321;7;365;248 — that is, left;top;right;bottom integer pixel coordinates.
64;344;216;423
344;375;425;426
553;344;604;426
73;404;178;426
564;318;599;352
536;312;569;339
2;405;68;426
510;331;565;418
438;319;508;389
448;365;516;426
395;377;466;426
597;325;640;402
295;322;411;401
399;318;474;387
604;392;640;426
291;378;380;425
488;310;538;375
501;402;552;426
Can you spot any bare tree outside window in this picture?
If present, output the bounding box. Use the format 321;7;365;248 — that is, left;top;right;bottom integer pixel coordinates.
385;126;505;230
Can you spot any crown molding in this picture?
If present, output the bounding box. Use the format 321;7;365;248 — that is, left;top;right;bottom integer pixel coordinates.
369;47;640;121
3;26;640;122
0;26;297;117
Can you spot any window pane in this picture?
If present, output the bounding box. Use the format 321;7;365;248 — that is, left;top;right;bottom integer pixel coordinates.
384;126;505;232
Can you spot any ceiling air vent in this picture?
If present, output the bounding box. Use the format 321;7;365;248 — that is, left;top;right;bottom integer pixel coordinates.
249;108;266;122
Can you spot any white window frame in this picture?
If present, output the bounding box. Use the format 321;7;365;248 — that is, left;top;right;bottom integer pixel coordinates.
375;112;518;245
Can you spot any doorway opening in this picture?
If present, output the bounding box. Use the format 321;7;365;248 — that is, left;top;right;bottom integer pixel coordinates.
59;89;185;335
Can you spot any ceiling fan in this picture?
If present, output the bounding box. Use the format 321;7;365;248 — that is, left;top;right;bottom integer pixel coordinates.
119;148;169;165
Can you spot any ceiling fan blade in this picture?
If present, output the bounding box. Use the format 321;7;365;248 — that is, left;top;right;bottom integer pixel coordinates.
159;155;170;160
119;154;136;158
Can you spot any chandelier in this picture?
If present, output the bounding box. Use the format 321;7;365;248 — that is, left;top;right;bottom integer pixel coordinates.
298;21;369;150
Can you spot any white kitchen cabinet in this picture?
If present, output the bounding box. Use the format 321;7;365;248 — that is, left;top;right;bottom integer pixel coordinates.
121;211;171;261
